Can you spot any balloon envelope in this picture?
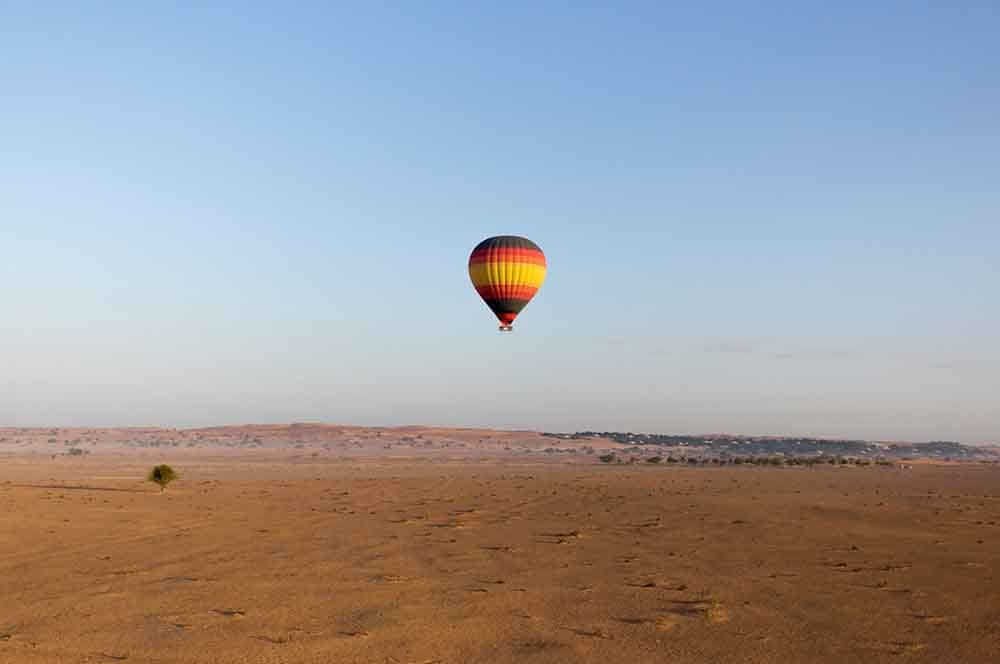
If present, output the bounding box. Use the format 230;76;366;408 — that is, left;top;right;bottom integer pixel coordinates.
468;235;546;331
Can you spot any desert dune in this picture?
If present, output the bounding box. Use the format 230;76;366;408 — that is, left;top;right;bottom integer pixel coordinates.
1;431;998;663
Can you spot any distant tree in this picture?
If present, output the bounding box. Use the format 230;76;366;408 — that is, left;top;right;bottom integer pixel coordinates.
147;464;178;492
647;456;662;464
598;454;616;464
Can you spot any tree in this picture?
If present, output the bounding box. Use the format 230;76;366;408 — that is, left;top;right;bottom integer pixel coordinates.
147;464;177;492
598;454;616;463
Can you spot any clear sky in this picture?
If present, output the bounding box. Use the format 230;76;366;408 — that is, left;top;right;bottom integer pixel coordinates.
2;2;997;442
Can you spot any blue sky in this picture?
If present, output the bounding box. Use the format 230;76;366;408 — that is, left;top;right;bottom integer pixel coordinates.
2;2;997;441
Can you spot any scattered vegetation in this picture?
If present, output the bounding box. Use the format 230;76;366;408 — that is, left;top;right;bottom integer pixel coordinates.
546;431;991;460
147;464;178;492
595;453;898;469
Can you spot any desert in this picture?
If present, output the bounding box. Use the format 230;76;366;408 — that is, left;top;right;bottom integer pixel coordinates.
2;426;998;663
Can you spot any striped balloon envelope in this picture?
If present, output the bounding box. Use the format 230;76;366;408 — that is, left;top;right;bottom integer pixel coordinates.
468;235;546;331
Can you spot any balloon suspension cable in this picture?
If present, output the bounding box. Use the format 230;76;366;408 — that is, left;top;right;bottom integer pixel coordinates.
498;324;514;333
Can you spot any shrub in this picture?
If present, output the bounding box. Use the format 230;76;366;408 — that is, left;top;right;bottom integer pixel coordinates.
147;464;178;492
647;456;662;464
598;454;616;464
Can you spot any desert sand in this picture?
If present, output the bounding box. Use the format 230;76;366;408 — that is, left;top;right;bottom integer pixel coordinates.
1;429;998;663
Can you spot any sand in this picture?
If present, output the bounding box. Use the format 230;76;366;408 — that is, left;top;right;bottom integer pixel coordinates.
1;450;998;663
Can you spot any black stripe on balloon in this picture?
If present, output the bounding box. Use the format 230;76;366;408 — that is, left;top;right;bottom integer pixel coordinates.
483;298;532;316
471;236;541;254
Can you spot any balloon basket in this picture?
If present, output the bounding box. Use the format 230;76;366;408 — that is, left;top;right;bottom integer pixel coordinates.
498;324;513;333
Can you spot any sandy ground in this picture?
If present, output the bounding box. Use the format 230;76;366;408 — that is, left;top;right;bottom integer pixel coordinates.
1;456;998;663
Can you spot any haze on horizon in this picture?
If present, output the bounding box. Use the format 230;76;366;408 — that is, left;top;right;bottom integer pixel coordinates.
2;3;997;443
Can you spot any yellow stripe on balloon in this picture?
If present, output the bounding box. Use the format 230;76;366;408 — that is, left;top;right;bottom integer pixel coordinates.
469;262;547;287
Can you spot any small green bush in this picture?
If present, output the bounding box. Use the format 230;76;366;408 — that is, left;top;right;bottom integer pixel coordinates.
147;464;178;492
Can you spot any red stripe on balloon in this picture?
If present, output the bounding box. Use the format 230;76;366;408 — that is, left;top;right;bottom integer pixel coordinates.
468;249;546;266
475;285;540;300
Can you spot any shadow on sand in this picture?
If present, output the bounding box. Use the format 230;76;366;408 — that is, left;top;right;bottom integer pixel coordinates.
6;483;149;494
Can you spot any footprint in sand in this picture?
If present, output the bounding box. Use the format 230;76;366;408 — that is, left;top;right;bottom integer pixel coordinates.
655;615;680;631
370;574;411;584
562;626;613;639
515;640;569;655
706;604;731;624
869;641;928;655
252;634;290;644
614;616;678;631
212;609;246;618
338;629;370;638
625;579;687;591
660;600;730;624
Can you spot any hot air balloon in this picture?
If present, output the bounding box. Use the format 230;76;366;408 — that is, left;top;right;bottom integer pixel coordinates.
468;235;546;331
